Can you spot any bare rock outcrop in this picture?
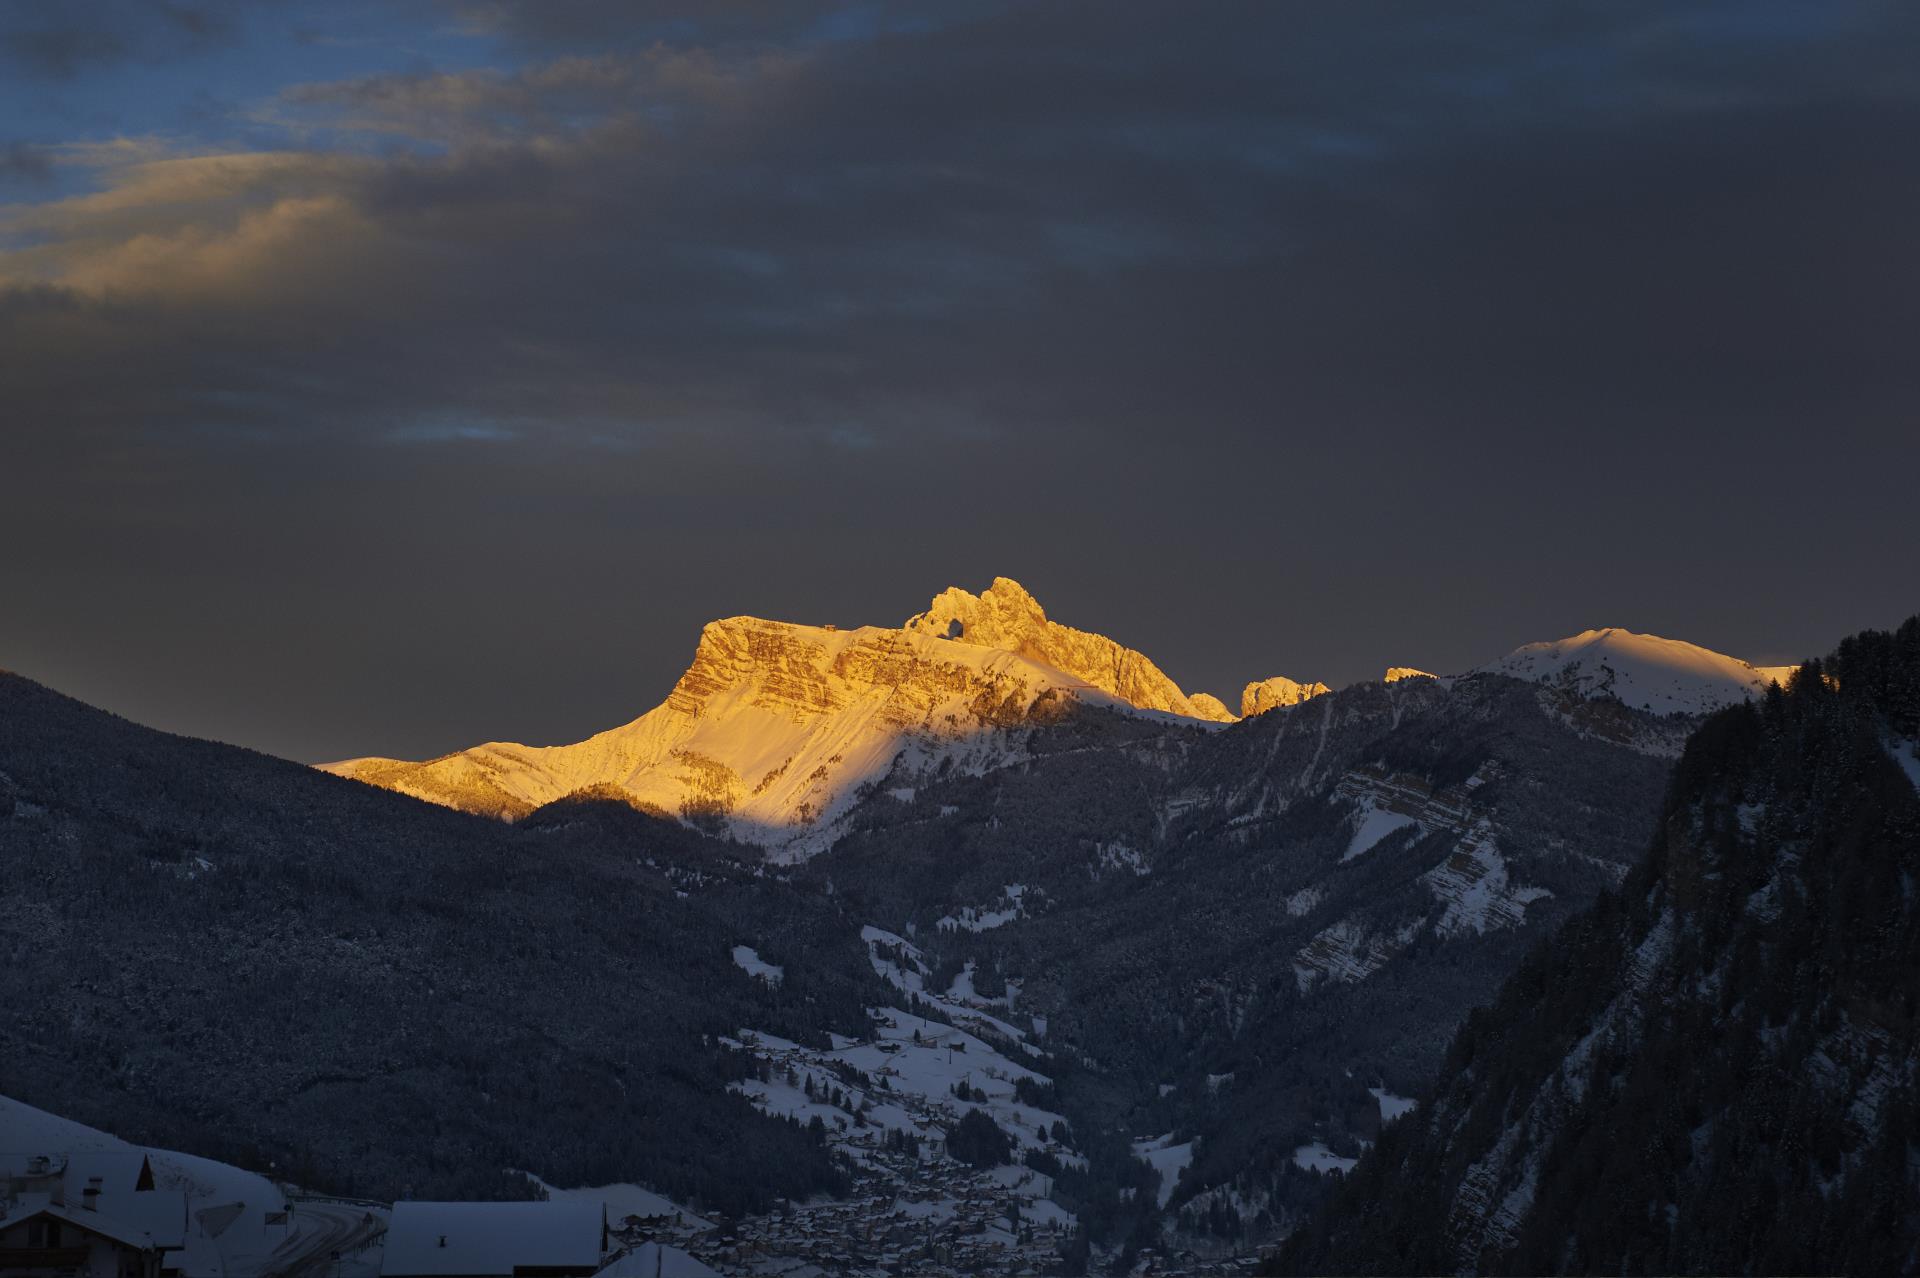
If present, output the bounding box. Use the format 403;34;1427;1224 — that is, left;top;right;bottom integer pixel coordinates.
903;577;1236;722
1240;675;1331;717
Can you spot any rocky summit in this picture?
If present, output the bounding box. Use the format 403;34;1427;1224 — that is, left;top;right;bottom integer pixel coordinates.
323;579;1232;852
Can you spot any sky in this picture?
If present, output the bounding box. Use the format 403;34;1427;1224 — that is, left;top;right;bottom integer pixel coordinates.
2;0;1917;764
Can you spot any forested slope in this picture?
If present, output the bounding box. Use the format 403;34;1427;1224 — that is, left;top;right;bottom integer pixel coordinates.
1275;617;1920;1275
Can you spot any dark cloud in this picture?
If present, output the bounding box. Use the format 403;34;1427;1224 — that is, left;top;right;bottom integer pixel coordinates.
0;141;51;182
437;0;946;49
0;2;246;77
2;0;1917;760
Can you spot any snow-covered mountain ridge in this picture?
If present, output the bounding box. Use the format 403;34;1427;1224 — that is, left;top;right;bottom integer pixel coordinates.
1468;626;1791;716
324;584;1793;850
324;585;1228;852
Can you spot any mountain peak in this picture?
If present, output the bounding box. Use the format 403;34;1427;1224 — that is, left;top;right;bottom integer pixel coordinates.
1474;626;1781;716
323;577;1241;850
909;577;1049;642
324;615;1118;848
904;577;1235;722
984;575;1044;612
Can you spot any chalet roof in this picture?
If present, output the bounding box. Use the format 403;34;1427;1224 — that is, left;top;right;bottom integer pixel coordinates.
95;1188;189;1249
0;1197;159;1252
594;1242;722;1278
381;1201;606;1277
0;1150;186;1250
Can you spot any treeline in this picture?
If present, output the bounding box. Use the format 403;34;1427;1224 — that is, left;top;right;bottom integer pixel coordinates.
1273;615;1920;1275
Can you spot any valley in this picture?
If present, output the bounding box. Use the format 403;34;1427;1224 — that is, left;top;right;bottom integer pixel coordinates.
3;578;1849;1274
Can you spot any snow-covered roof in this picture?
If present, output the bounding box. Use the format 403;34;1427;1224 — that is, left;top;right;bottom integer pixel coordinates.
0;1152;188;1249
595;1242;722;1278
0;1197;162;1251
381;1201;607;1277
0;1092;291;1277
95;1188;189;1249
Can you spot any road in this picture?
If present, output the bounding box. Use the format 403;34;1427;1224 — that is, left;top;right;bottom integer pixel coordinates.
259;1199;386;1278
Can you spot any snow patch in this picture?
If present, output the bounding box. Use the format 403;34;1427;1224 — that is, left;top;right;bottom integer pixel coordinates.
731;944;785;986
1422;823;1551;937
937;884;1032;933
520;1174;713;1231
861;927;1031;1044
1885;737;1920;796
1342;803;1421;863
1130;1133;1195;1208
728;1007;1069;1162
1368;1086;1416;1123
1295;917;1422;990
1091;841;1150;877
1292;1142;1357;1175
1284;886;1322;917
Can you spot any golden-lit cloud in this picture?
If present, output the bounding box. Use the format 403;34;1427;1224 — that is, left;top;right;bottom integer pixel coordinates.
0;150;380;298
0;0;1916;765
0;44;808;306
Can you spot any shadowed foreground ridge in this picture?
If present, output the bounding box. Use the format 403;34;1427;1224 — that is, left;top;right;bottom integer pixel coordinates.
0;671;876;1213
1274;616;1920;1275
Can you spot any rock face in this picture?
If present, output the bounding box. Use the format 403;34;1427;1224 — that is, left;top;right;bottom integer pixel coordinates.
903;577;1236;722
1186;692;1235;721
324;579;1231;853
1383;666;1435;683
1239;675;1332;717
325;617;1132;853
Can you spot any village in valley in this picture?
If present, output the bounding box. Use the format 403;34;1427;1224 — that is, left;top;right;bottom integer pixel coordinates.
1;1037;1274;1278
0;921;1290;1278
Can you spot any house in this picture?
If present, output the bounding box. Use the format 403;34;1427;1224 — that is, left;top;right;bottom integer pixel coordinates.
0;1199;164;1278
0;1153;189;1276
380;1201;608;1278
592;1242;721;1278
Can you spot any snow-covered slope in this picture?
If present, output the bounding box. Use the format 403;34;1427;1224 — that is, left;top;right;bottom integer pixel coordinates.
1472;627;1784;716
324;581;1222;853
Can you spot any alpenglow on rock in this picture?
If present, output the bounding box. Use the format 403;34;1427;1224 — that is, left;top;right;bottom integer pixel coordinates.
1383;667;1435;683
323;578;1234;853
1240;675;1332;717
1187;692;1235;721
903;577;1237;722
